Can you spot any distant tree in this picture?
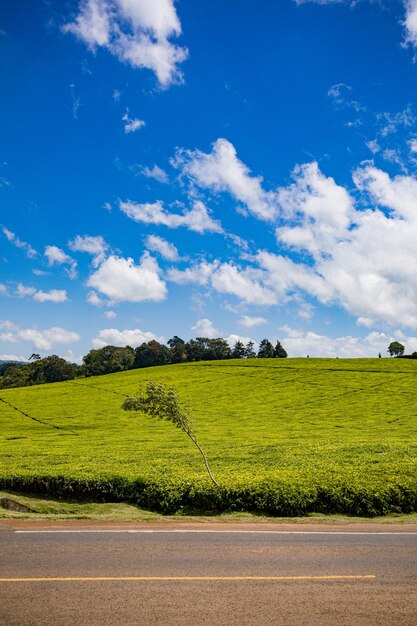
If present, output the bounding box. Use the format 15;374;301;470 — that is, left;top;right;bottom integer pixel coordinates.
205;338;232;361
83;345;134;376
412;352;417;359
0;365;30;389
184;337;231;362
232;340;246;359
387;341;405;357
245;340;256;358
258;339;274;358
378;352;381;358
29;353;41;361
122;380;218;486
133;341;171;369
274;340;288;358
28;355;78;384
167;336;187;364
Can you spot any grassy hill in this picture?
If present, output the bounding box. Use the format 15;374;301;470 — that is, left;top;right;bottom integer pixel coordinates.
1;358;417;516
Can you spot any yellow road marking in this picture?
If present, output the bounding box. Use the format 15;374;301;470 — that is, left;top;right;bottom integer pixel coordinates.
0;575;376;582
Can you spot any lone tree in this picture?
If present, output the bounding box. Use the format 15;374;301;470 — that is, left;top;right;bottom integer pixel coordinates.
122;381;219;487
258;339;274;358
387;341;405;357
274;340;288;358
232;340;245;358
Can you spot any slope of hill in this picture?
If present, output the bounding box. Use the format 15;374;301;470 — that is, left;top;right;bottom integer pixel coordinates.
1;358;417;516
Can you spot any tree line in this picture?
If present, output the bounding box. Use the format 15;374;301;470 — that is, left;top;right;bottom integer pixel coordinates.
0;336;288;389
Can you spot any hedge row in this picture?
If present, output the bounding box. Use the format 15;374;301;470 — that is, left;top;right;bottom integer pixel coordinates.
2;473;417;517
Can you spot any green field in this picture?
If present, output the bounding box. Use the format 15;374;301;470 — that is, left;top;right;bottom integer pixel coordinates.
1;358;417;516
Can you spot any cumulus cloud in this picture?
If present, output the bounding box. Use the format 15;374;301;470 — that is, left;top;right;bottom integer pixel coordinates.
0;354;27;362
92;326;163;348
191;318;219;338
173;138;278;221
68;234;108;266
167;259;277;305
0;324;80;351
239;315;267;328
63;0;188;87
122;111;145;133
87;291;105;306
144;234;179;261
87;252;167;302
272;161;417;328
33;289;68;303
281;327;417;358
1;225;37;258
15;283;68;303
0;284;7;295
167;260;218;285
44;245;78;279
120;199;223;233
403;0;417;49
104;310;117;319
276;161;354;256
141;164;169;183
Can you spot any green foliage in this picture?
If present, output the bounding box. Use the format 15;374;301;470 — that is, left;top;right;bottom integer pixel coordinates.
232;340;245;359
185;337;232;361
274;340;287;358
2;358;417;515
123;380;218;486
83;345;134;376
133;341;170;369
0;356;77;389
258;339;274;358
388;341;405;357
245;341;256;358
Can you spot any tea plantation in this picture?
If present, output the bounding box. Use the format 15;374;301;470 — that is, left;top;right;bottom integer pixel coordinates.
1;358;417;516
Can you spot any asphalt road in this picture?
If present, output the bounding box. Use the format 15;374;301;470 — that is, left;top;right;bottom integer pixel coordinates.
1;521;417;625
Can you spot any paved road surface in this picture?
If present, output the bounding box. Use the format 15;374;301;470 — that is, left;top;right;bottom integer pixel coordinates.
1;521;417;625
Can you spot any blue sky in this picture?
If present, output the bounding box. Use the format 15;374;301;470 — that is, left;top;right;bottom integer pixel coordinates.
2;0;417;360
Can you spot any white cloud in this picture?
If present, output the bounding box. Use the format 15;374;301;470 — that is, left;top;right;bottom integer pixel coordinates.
44;245;78;279
63;0;188;87
168;259;277;305
192;318;219;338
0;284;7;295
15;284;68;303
145;234;179;261
104;310;117;319
15;284;37;297
211;263;277;305
276;161;354;256
281;327;417;358
272;161;417;328
122;111;145;133
32;269;49;276
87;291;105;306
68;234;108;266
141;164;169;183
403;0;417;49
167;260;218;285
92;326;163;348
0;354;27;362
173;138;278;221
239;315;267;328
409;137;417;152
226;334;257;350
0;325;80;351
1;225;37;258
87;252;167;302
32;289;68;303
120;199;223;233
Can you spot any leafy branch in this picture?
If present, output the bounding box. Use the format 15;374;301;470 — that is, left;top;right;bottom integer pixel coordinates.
122;380;219;487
